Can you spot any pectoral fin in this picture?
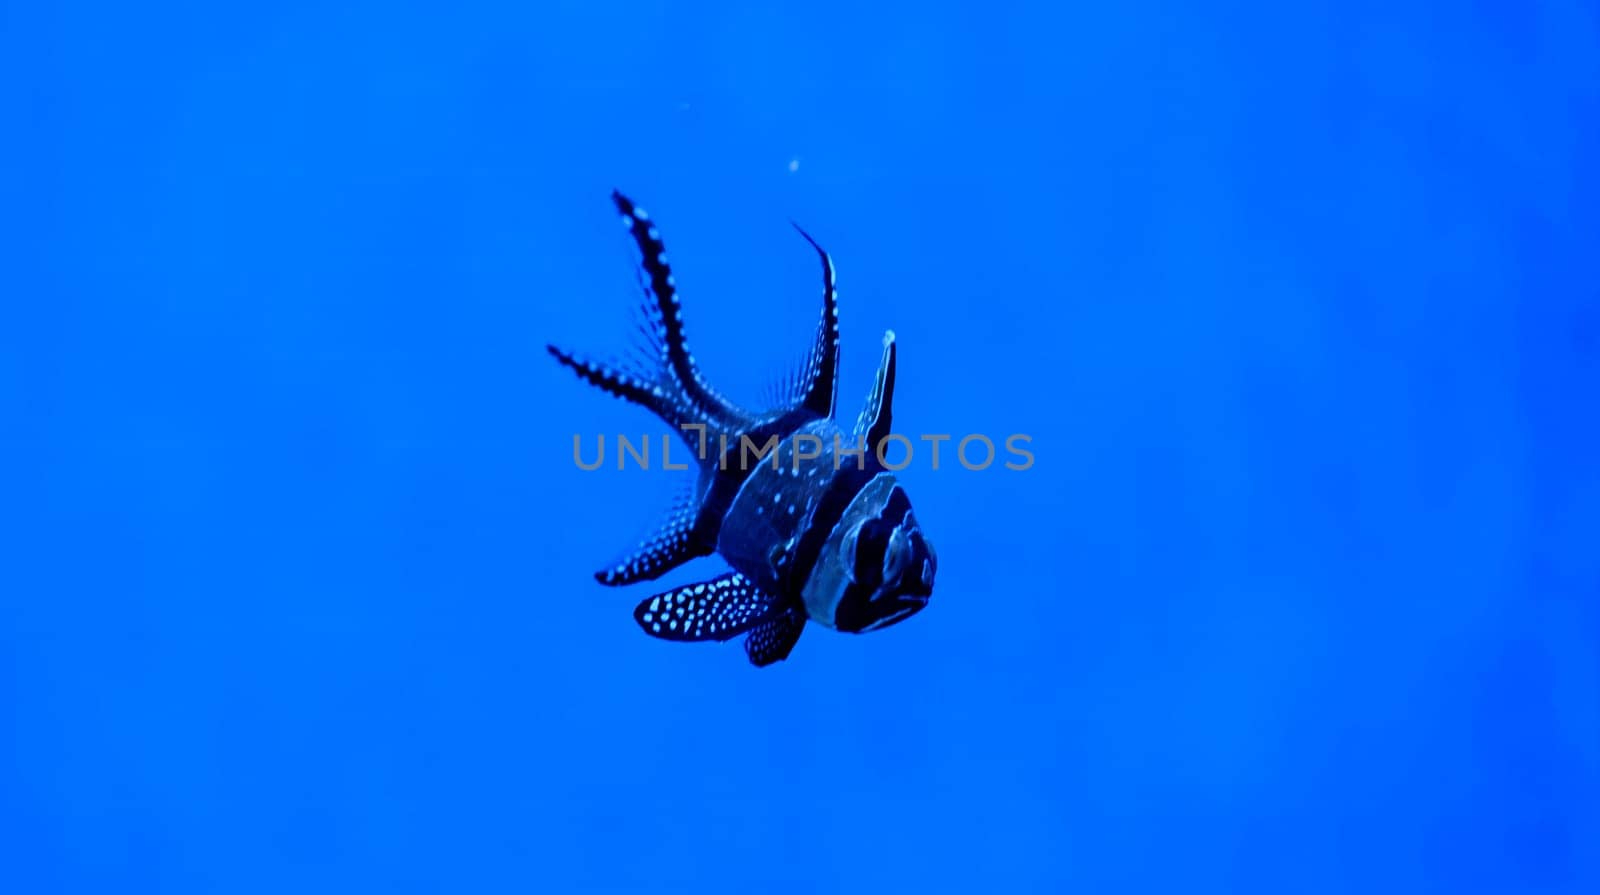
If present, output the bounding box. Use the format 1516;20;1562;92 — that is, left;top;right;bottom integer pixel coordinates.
744;606;805;667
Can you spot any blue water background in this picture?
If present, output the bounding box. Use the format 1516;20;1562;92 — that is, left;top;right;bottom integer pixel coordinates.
5;2;1598;891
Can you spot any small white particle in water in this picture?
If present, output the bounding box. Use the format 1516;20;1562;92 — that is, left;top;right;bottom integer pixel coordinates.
788;158;800;173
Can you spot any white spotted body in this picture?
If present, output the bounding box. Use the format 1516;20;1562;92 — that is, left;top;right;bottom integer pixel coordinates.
549;192;936;667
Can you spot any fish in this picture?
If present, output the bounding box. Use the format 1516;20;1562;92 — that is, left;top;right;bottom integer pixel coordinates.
548;191;937;667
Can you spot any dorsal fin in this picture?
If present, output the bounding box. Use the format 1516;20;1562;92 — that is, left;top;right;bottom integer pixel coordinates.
853;330;897;456
612;190;750;430
788;223;840;418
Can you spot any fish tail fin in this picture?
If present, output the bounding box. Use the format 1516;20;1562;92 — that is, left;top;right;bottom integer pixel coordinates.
546;343;712;446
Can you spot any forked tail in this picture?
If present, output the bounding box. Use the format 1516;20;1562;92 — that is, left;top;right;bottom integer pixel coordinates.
548;190;756;446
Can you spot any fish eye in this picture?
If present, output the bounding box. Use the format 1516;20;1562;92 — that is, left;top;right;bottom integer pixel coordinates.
908;532;935;593
852;520;889;586
882;528;909;585
842;526;860;570
881;548;902;586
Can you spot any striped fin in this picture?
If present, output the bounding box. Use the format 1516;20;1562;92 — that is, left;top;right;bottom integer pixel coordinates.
546;344;708;450
548;345;670;416
633;572;779;642
788;223;840;418
744;606;805;667
852;330;897;456
612;191;750;430
596;485;712;586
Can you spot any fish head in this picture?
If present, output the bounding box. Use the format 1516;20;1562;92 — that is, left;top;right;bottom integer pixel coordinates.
830;483;935;634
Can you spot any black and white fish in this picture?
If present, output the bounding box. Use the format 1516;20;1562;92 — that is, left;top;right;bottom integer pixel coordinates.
548;191;937;667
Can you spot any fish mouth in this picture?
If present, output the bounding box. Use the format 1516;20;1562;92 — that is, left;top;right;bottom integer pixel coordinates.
858;596;928;633
903;591;931;619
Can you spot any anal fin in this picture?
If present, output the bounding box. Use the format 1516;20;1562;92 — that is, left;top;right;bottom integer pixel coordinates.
596;491;711;586
745;606;805;667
